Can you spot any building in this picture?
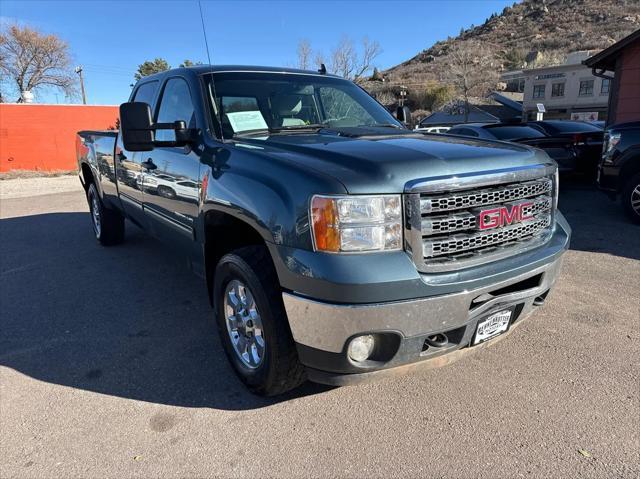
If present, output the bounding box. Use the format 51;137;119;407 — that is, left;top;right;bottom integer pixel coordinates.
584;29;640;125
417;94;522;127
502;51;611;121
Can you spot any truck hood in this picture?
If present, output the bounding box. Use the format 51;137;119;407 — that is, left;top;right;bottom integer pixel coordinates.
236;131;552;194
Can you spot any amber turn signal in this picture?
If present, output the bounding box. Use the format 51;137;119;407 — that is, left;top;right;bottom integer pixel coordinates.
311;196;341;252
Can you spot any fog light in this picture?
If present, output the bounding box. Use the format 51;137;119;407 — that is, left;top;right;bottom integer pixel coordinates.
347;334;375;362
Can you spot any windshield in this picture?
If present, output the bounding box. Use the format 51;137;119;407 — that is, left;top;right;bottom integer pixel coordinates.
204;72;401;137
487;126;546;140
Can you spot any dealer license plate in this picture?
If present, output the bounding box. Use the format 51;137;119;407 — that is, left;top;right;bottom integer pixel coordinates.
473;309;512;345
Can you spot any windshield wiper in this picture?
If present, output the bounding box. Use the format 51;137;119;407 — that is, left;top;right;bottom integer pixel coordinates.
232;128;271;137
269;124;326;132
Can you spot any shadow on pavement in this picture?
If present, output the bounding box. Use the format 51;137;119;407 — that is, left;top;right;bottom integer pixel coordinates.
0;212;331;411
1;184;637;410
558;178;640;260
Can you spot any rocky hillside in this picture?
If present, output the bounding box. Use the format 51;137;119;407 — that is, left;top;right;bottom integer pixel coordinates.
381;0;640;85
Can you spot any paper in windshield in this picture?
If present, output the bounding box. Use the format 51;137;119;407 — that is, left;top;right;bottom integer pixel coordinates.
226;111;268;133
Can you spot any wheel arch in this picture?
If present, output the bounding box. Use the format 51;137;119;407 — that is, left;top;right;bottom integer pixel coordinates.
203;210;278;306
619;152;640;191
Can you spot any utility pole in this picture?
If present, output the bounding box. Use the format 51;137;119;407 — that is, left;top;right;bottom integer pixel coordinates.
75;66;87;104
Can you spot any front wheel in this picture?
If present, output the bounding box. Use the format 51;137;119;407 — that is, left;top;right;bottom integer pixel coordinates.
621;172;640;224
213;246;305;396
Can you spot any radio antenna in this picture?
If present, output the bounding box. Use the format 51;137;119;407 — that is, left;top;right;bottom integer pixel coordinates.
198;0;213;66
198;0;224;140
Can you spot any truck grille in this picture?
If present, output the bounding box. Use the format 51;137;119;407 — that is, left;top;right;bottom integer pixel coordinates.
405;167;557;272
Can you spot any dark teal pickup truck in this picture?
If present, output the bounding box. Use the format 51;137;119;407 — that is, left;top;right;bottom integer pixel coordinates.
76;65;570;395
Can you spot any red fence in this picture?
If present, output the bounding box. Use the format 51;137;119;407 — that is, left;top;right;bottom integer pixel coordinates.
0;104;119;172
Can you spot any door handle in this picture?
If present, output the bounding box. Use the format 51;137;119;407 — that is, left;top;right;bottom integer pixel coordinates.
141;158;157;170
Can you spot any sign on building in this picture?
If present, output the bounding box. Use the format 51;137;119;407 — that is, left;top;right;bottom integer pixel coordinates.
570;112;599;121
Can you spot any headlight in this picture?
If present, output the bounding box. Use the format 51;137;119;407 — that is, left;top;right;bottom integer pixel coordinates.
310;195;402;253
603;132;621;164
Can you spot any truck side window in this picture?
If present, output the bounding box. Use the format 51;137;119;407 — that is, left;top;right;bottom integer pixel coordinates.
132;81;158;106
156;78;196;140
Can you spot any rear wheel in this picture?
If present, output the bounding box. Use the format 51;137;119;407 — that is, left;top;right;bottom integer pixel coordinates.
87;183;125;245
213;245;305;396
621;173;640;224
157;185;176;199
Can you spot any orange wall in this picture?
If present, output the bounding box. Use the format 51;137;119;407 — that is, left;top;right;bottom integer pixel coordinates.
0;104;119;172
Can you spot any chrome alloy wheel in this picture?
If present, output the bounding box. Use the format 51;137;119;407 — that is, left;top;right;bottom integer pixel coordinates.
223;280;265;369
90;194;101;237
632;184;640;215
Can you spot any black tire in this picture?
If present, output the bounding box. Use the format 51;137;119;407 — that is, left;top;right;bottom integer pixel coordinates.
87;183;125;245
213;245;305;396
158;185;176;199
621;172;640;224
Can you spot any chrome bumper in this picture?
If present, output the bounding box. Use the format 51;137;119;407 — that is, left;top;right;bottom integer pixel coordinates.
283;252;565;354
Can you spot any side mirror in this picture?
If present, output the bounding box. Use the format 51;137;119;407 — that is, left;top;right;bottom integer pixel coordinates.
396;105;412;125
119;102;192;151
120;102;154;151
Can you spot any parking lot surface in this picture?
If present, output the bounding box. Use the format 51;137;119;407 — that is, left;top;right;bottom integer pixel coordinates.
1;178;639;478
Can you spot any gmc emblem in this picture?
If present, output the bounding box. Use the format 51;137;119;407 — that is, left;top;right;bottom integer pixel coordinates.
478;202;534;230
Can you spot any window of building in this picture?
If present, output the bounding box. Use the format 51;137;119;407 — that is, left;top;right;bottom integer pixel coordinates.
579;80;594;96
551;83;565;97
533;84;545;99
601;78;610;94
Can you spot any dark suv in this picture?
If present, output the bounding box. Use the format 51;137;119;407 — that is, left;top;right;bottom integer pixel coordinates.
598;121;640;223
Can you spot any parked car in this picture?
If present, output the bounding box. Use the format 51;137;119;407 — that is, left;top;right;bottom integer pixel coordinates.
597;121;640;223
76;65;570;395
139;173;199;201
414;125;450;134
529;120;604;178
447;123;579;172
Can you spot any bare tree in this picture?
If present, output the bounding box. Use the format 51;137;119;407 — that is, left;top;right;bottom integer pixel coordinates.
0;24;77;102
330;36;357;79
329;36;381;82
314;51;326;70
356;37;382;80
296;36;381;81
297;39;312;70
444;41;497;122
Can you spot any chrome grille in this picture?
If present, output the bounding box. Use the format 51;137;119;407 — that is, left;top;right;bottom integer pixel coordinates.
423;215;551;257
421;178;552;213
405;165;557;273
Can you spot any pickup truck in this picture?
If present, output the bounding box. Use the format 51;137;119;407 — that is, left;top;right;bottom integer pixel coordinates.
598;120;640;223
76;65;571;396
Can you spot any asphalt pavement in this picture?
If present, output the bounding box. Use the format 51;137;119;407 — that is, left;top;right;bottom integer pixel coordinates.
1;177;638;478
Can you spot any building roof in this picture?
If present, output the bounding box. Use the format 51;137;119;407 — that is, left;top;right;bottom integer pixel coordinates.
584;29;640;71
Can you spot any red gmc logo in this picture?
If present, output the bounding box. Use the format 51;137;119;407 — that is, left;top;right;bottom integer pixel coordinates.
478;202;534;230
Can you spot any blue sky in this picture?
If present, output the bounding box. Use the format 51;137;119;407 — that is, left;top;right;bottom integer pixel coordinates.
1;0;515;104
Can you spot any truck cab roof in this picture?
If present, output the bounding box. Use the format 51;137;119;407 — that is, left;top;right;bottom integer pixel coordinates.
139;65;341;81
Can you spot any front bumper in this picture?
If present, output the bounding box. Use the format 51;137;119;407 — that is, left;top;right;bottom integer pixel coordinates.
281;215;570;385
